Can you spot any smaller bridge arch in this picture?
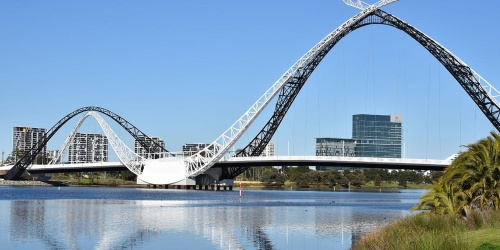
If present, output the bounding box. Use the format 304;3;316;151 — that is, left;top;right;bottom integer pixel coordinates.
5;106;170;180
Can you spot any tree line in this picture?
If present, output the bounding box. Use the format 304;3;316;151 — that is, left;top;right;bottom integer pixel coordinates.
244;165;443;188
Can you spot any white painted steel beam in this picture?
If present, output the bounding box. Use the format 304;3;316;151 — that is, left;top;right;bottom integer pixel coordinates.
6;155;452;174
183;0;397;179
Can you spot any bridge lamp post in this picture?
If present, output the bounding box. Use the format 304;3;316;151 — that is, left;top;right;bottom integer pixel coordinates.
342;140;345;157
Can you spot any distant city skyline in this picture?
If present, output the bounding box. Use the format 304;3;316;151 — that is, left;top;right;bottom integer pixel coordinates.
1;0;498;161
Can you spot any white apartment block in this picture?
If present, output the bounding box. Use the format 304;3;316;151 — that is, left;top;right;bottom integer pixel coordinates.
262;142;275;157
68;133;108;164
12;126;47;153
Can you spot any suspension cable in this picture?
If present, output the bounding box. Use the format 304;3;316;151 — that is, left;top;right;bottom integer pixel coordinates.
426;54;431;159
438;63;442;158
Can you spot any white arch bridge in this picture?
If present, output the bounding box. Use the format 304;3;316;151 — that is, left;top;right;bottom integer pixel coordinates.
4;0;500;186
0;155;455;177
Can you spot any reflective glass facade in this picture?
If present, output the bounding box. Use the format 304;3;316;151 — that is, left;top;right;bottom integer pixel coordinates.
352;114;402;158
316;138;356;157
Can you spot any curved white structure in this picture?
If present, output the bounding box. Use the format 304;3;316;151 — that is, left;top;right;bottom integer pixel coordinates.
48;112;93;165
48;111;146;176
181;0;398;180
45;0;500;185
47;111;186;184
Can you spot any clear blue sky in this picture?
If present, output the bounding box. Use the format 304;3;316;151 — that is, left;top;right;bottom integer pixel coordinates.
1;0;499;161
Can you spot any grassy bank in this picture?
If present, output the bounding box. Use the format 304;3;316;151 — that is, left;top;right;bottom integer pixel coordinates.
352;210;500;250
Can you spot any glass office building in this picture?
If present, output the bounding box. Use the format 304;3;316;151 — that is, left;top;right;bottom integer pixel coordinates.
316;138;357;157
315;138;357;171
352;114;402;158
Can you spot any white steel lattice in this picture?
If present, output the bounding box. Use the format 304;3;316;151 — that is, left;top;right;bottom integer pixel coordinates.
184;0;397;178
475;71;500;107
88;112;146;175
49;111;145;175
343;0;398;10
48;112;92;165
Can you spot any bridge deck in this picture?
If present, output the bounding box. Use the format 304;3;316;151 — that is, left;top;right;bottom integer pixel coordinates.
0;156;451;176
217;156;450;171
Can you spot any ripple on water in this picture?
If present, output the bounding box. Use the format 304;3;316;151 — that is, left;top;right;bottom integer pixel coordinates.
0;187;423;250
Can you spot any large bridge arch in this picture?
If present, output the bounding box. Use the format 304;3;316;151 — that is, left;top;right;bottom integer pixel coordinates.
6;8;499;183
5;106;170;180
221;9;500;179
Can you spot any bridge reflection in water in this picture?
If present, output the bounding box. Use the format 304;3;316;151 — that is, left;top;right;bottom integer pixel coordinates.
2;189;417;249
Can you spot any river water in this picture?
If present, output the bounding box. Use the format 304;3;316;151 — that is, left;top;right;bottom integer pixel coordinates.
0;186;425;249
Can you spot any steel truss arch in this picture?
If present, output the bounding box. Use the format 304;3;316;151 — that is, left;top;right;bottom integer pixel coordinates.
5;106;170;180
220;9;500;179
184;2;394;178
47;112;146;176
47;112;93;165
87;111;146;175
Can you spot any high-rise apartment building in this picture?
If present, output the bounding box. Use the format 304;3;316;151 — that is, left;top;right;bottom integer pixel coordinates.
352;114;402;158
134;136;165;159
68;133;108;164
262;142;275;157
12;126;47;153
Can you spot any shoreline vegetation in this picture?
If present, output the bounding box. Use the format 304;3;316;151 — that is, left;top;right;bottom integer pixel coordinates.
237;180;431;190
352;209;500;250
0;178;431;190
353;132;500;250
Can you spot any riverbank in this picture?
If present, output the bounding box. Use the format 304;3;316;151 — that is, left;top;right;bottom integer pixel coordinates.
238;180;432;190
0;178;145;188
352;209;500;250
0;179;432;190
0;179;62;186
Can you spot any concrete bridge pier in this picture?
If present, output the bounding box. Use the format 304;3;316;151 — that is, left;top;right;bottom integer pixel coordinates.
145;183;234;191
141;175;235;191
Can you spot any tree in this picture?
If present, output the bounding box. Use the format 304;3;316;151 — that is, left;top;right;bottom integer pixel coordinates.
412;131;500;216
322;170;340;188
374;174;381;186
338;177;350;188
351;170;366;187
259;168;285;187
430;171;444;183
398;172;408;188
411;181;455;215
443;132;500;213
342;169;352;178
307;171;322;186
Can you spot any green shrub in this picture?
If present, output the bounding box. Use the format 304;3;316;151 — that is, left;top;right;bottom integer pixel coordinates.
476;243;500;250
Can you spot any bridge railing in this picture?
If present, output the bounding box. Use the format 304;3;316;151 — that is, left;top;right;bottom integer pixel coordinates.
222;156;452;165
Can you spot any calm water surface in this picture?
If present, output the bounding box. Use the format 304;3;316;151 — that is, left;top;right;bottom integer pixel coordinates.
0;186;425;249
